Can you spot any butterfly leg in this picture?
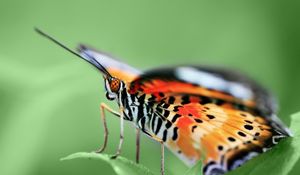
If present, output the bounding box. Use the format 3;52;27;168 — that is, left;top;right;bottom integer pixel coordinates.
161;141;165;175
95;103;120;153
149;136;165;175
111;106;125;159
141;130;165;175
135;128;140;163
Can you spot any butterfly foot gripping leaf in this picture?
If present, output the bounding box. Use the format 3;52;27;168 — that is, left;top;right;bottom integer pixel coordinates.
36;29;291;175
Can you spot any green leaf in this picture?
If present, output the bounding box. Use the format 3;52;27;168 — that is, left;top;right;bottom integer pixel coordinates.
184;161;202;175
61;152;154;175
228;112;300;175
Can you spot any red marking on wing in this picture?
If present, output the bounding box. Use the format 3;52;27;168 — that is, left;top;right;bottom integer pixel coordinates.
178;103;202;118
130;79;255;107
190;96;200;103
176;116;194;129
176;116;201;158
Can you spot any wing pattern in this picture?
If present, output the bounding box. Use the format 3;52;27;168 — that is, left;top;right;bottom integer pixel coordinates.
128;66;290;175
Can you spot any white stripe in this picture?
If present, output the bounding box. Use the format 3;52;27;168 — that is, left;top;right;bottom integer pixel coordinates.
175;67;253;100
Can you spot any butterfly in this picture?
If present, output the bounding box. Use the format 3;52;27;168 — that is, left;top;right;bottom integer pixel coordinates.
36;28;291;175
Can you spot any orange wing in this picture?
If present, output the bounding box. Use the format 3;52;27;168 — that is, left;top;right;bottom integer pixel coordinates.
129;66;290;175
150;94;287;175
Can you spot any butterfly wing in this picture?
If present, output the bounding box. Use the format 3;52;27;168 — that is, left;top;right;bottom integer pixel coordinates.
129;66;290;135
128;66;290;175
78;44;141;82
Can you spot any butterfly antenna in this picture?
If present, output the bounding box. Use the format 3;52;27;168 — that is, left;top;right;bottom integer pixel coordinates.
34;27;112;77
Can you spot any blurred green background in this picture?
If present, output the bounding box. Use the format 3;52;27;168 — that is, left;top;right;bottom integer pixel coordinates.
1;0;300;175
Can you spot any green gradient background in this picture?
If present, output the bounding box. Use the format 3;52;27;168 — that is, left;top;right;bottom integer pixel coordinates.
1;1;300;175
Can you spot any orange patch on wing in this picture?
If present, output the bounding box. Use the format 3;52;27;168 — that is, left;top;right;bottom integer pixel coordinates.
176;116;194;129
177;103;203;118
176;116;200;159
108;68;138;82
200;134;224;163
135;80;255;107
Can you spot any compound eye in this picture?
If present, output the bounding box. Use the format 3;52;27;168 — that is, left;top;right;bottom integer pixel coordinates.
109;78;120;93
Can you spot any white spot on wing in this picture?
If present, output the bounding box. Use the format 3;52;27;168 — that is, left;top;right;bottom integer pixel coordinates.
175;67;253;100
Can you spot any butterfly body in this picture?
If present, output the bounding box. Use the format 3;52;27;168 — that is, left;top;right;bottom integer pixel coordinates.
36;29;290;175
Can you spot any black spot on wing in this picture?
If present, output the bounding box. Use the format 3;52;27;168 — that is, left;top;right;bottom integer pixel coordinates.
168;96;175;104
172;127;178;140
207;114;215;119
244;125;253;130
181;95;190;104
194;118;203;123
228;137;236;142
238;131;247;137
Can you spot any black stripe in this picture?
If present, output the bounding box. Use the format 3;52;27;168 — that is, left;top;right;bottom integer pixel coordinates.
181;95;190;104
159;92;164;97
163;110;170;118
121;88;128;106
171;114;181;123
137;94;146;121
173;106;180;112
165;120;172;129
151;116;156;132
158;101;165;106
138;94;146;103
137;105;144;121
168;96;175;104
162;129;168;142
199;96;212;104
148;94;156;101
155;118;163;135
140;117;146;130
130;93;136;102
162;103;170;108
203;161;217;174
121;88;133;121
215;99;225;105
147;101;154;107
172;127;178;140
